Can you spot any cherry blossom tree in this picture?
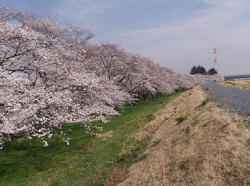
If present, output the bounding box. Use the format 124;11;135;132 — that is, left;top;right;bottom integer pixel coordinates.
86;42;224;100
0;7;131;147
0;6;224;148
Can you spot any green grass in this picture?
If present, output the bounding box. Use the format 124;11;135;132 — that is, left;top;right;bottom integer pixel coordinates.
242;120;250;128
146;114;156;122
175;116;187;124
0;92;181;186
200;97;214;106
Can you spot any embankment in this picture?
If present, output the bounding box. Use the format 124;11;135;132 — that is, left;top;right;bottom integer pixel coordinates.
118;86;250;186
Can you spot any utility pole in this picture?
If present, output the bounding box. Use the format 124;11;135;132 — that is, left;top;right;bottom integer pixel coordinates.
214;48;218;72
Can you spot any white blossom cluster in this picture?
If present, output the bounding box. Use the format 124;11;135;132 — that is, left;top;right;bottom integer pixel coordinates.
88;43;224;98
0;6;223;147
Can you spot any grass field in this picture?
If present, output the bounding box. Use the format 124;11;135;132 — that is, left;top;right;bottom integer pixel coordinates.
219;80;250;90
0;93;181;186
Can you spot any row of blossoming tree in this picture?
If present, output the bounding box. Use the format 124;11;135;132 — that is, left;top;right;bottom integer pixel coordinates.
0;6;224;147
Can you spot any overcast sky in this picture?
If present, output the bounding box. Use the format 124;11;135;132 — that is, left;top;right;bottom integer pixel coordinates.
1;0;250;75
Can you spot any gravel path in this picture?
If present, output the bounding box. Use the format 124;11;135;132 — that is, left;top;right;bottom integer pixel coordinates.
202;82;250;117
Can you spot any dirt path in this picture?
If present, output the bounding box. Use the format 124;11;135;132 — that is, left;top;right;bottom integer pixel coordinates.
117;86;250;186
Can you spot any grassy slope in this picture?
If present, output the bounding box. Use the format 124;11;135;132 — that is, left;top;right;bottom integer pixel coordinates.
0;93;181;186
118;87;250;186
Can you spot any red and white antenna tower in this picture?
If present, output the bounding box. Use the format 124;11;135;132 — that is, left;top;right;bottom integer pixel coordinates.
214;48;218;71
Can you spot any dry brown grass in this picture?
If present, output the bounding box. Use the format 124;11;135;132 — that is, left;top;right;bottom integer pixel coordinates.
105;94;182;186
117;86;250;186
220;80;250;90
104;165;127;186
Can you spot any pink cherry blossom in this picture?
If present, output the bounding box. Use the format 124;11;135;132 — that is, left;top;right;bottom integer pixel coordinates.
0;6;223;147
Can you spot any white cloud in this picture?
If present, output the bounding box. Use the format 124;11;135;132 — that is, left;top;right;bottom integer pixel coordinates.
54;0;250;75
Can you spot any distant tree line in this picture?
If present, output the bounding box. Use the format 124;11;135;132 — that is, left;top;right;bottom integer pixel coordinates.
190;65;218;75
